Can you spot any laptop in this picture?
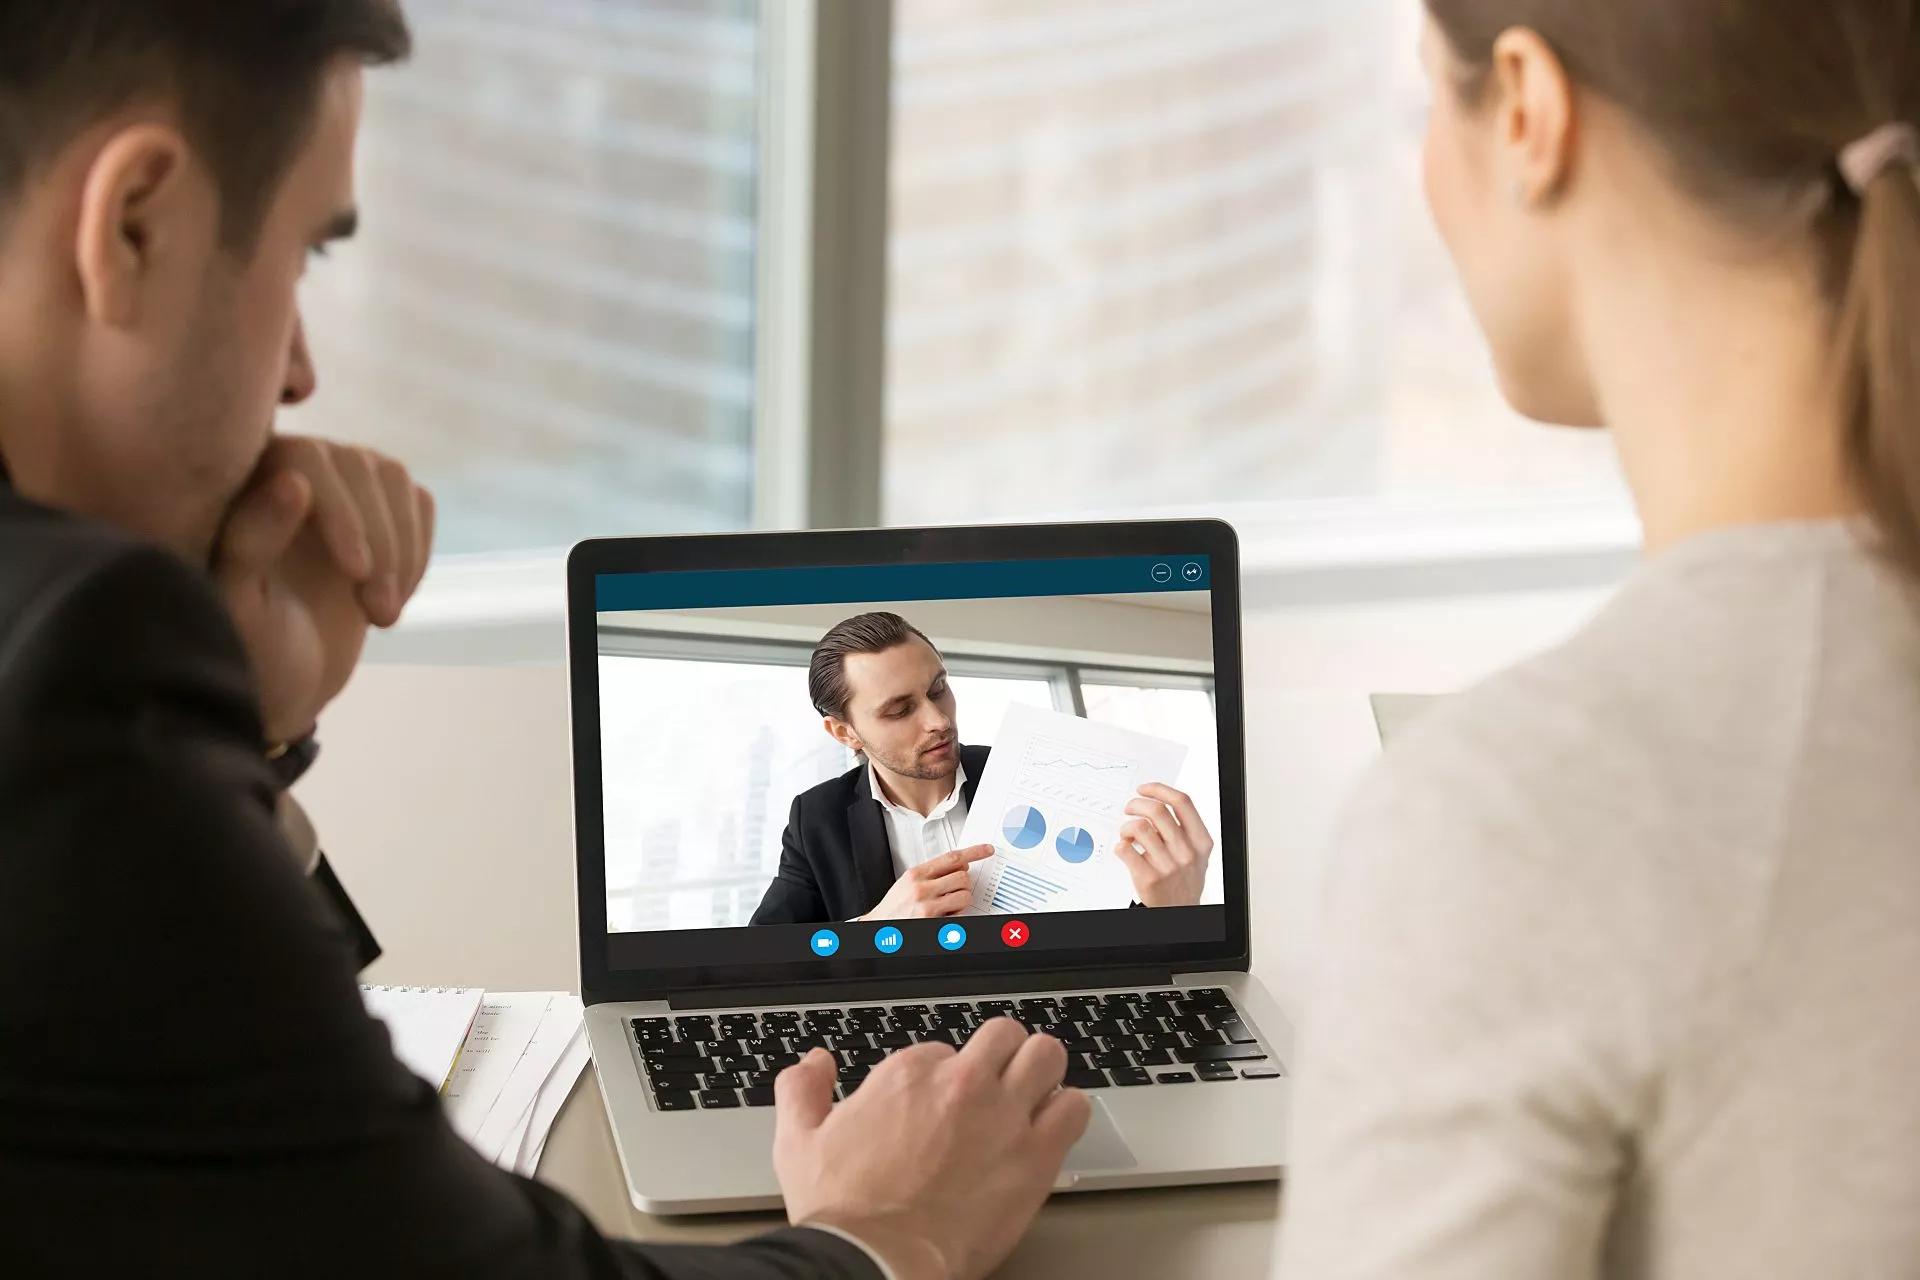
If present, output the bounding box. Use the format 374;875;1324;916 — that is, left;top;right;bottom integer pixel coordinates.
567;519;1292;1213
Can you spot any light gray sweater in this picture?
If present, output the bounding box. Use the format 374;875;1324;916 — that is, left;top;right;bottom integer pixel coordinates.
1277;520;1920;1278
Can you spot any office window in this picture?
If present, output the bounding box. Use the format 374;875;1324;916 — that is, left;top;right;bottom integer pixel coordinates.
946;672;1057;744
296;0;761;555
601;653;848;933
885;0;1623;525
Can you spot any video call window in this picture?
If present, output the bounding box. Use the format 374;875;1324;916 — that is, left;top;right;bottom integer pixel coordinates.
598;577;1223;935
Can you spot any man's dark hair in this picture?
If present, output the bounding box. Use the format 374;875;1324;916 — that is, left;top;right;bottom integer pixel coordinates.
809;612;940;721
0;0;411;248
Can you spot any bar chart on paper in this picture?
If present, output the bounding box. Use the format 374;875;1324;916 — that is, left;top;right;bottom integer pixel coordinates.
962;705;1187;914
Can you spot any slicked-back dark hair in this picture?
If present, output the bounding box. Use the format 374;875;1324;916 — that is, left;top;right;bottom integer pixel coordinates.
809;612;940;721
0;0;411;248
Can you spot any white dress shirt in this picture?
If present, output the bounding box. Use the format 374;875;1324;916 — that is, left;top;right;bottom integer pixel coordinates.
868;757;970;881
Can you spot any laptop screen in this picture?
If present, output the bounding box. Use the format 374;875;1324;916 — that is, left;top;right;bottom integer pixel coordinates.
586;549;1235;981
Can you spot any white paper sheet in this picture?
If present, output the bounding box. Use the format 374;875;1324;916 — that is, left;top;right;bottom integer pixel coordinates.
514;1028;591;1176
443;992;582;1162
959;704;1187;914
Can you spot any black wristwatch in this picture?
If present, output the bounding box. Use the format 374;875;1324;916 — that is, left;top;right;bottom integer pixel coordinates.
265;732;321;790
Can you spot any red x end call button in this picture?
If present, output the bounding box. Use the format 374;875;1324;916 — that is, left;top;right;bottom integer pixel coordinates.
1000;919;1030;948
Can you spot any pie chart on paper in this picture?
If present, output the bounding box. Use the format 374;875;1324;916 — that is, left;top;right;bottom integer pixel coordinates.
1001;804;1048;850
1055;826;1095;864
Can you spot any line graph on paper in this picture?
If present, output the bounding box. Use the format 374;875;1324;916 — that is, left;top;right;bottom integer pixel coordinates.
1015;736;1136;817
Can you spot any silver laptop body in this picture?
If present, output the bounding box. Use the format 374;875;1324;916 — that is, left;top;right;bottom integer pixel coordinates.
566;520;1291;1214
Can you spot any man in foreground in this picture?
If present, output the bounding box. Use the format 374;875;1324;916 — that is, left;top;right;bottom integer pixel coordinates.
0;4;1086;1276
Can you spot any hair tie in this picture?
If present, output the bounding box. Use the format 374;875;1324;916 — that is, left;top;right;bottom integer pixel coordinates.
1838;122;1920;196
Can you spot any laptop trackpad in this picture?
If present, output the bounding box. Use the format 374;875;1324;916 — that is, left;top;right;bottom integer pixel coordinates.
1059;1099;1137;1179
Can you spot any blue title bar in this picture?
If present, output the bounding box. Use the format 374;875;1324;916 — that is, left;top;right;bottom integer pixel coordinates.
595;554;1212;612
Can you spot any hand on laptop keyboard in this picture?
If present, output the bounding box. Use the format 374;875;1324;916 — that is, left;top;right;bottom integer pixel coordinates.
773;1018;1091;1280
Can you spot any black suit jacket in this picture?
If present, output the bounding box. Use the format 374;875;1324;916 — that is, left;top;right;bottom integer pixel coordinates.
0;472;878;1278
751;746;991;925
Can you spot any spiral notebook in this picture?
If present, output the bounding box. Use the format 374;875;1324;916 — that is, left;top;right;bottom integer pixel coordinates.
360;985;485;1093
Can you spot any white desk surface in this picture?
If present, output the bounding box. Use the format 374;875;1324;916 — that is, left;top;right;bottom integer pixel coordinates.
301;662;1383;1276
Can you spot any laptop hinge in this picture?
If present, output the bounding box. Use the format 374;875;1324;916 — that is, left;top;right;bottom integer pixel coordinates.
670;965;1176;1010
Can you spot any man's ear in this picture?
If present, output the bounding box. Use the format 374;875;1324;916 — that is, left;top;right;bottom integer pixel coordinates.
73;124;202;328
823;716;862;755
1488;26;1577;204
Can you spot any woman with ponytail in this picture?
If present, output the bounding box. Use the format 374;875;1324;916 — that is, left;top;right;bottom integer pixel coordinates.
1277;3;1920;1276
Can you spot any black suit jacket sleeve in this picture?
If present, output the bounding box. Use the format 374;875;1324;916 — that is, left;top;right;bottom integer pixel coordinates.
750;795;833;926
0;539;880;1280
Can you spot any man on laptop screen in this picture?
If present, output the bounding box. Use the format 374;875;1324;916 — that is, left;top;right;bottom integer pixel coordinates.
750;612;1213;925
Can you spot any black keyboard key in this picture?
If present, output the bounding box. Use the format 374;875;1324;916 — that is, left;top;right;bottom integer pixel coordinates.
1134;1048;1174;1067
826;1034;872;1053
1183;1028;1228;1047
1064;1067;1110;1089
976;1000;1015;1016
655;1090;697;1112
915;1028;961;1046
801;1019;842;1037
1174;1043;1269;1064
1063;1036;1099;1054
1156;1072;1197;1084
741;1086;777;1107
872;1030;913;1049
718;1055;759;1074
889;1003;930;1018
718;1014;759;1037
745;1037;789;1057
1110;1066;1153;1086
1091;1050;1132;1070
841;1047;886;1067
788;1033;830;1052
1102;1034;1149;1054
650;1072;703;1093
745;1071;777;1089
762;1011;801;1026
1214;1019;1259;1045
933;1002;973;1015
701;1071;747;1089
675;1015;716;1038
697;1037;749;1058
1034;1023;1076;1042
645;1040;701;1060
1139;1031;1182;1051
630;1017;673;1044
1198;1061;1239;1082
763;1052;802;1071
697;1089;740;1109
1059;1002;1100;1023
930;1010;972;1029
1241;1065;1285;1079
1185;987;1233;1010
1082;1020;1126;1040
1167;1015;1210;1036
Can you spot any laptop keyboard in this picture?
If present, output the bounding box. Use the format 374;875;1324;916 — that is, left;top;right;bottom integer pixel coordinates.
630;986;1282;1112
